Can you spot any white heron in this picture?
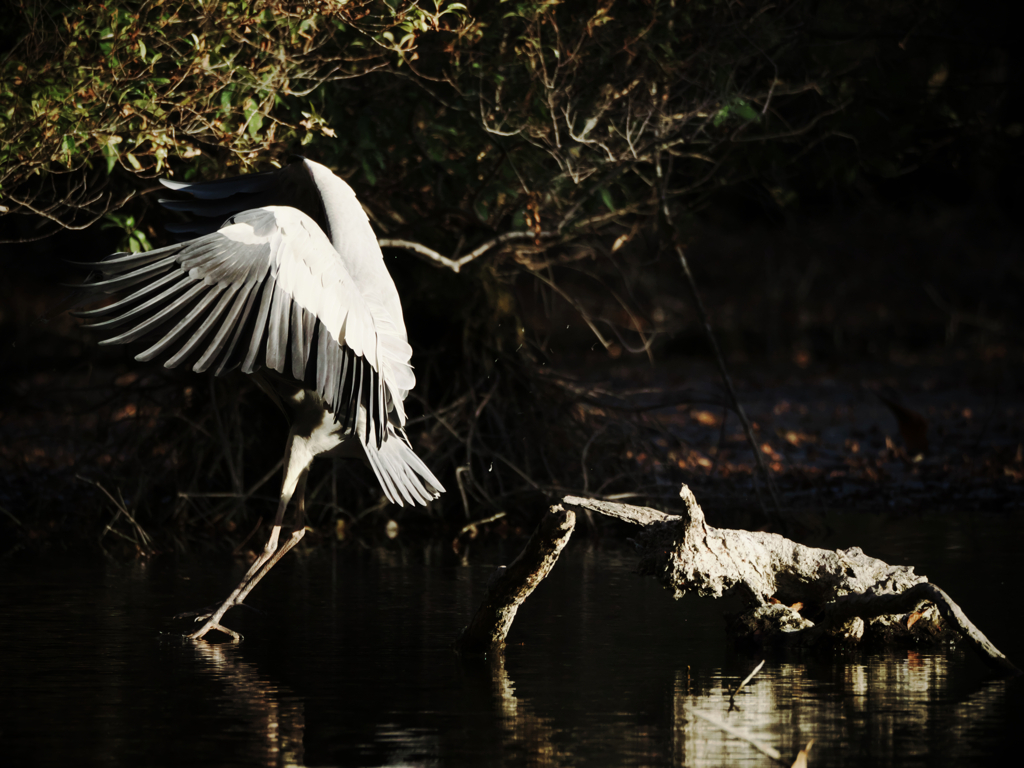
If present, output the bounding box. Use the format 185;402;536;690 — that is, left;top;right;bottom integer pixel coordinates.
76;156;445;641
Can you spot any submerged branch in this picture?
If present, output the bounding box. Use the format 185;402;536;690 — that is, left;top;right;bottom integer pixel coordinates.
455;505;575;654
813;582;1021;677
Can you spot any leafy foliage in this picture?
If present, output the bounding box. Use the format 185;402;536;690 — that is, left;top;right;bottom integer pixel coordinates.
5;0;1001;238
0;0;468;233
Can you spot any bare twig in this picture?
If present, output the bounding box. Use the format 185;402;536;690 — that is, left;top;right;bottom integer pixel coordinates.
457;511;507;539
380;230;560;273
77;475;154;555
729;659;766;709
455;465;474;518
232;516;264;556
177;458;283;502
791;741;814;768
660;215;785;529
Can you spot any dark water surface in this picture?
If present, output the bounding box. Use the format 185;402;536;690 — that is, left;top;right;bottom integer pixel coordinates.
2;512;1021;767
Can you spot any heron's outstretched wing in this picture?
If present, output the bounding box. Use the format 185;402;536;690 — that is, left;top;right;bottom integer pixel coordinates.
75;206;413;447
159;158;413;410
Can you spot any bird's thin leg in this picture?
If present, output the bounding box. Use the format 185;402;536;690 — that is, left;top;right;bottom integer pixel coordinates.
222;470;310;609
186;499;290;642
229;526;306;608
188;433;313;642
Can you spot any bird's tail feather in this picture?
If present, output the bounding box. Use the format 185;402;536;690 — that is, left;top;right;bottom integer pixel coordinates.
363;427;444;507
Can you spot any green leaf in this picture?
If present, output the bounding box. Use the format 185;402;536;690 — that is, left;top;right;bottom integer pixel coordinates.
101;140;117;174
129;232;153;252
734;102;761;123
361;156;377;185
713;98;761;128
243;98;264;138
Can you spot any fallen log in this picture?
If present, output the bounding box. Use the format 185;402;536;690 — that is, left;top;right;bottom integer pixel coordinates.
564;487;1021;678
454;505;576;655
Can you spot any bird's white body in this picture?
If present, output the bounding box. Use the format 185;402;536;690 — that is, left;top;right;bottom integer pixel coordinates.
78;157;444;639
82;157;442;507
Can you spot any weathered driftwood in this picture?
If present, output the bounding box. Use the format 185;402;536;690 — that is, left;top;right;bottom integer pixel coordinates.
455;506;576;655
564;487;1021;678
565;488;925;605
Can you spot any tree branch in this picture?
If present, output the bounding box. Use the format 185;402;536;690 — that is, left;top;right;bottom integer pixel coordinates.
380;230;560;273
455;505;576;654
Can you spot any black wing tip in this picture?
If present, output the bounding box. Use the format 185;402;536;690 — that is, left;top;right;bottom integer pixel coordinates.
65;253;130;268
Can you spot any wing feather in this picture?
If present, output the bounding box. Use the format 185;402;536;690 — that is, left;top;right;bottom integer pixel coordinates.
135;283;226;362
159;158;330;240
79;271;193;328
216;279;263;376
290;303;317;380
78;253;181;294
99;281;208;347
316;322;335;403
361;422;444;506
196;280;257;373
77;205;409;448
165;283;240;368
265;281;291;374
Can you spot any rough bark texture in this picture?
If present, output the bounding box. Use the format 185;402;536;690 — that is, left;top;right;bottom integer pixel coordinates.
455;506;576;655
563;487;1021;678
565;489;924;606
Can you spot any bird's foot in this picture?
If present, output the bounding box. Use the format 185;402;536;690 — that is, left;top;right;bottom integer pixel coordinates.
188;617;243;643
178;599;246;642
176;524;303;643
174;601;261;623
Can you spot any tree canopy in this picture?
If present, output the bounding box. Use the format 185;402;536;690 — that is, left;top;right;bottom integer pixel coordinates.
5;0;1011;241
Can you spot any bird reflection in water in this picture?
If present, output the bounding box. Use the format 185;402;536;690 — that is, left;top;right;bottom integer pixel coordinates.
192;642;306;768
